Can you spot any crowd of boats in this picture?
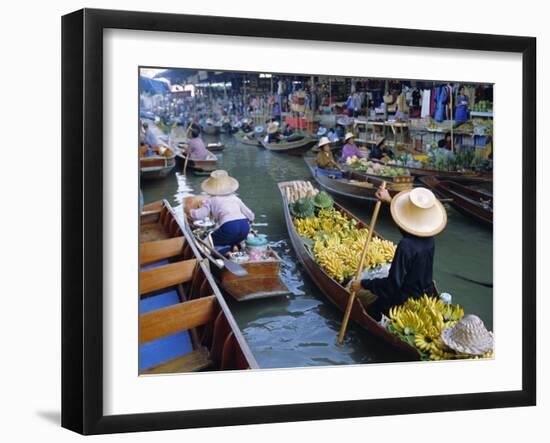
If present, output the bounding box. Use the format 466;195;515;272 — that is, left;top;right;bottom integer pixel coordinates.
138;113;494;374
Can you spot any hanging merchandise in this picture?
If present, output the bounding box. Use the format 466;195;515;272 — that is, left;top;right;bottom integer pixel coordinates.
421;89;431;118
434;86;449;122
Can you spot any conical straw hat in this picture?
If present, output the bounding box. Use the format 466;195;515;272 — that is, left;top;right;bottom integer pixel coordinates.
390;187;447;237
318;136;331;148
267;123;279;134
344;132;355;142
201;170;239;196
441;314;494;355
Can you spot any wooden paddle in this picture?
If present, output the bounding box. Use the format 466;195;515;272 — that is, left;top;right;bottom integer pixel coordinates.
337;181;387;345
193;235;249;277
182;120;194;176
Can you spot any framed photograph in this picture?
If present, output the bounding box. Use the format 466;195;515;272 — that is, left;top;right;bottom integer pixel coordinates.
62;8;536;435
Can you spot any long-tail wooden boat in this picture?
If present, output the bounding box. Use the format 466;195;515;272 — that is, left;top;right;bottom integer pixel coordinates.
419;176;493;226
372;158;491;179
260;134;317;153
175;148;218;174
181;202;290;302
304;157;408;203
178;141;225;152
139;200;258;374
139;146;176;180
234;133;262;147
277;181;419;358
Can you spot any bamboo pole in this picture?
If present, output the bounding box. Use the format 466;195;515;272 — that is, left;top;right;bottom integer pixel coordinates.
337;182;387;345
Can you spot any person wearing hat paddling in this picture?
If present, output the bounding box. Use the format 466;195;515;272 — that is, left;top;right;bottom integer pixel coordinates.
340;132;368;162
350;186;447;320
188;170;255;249
186;123;211;161
316;137;342;171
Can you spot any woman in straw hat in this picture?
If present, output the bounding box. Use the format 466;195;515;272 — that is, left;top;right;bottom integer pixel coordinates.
340;132;368;163
350;186;447;320
316;137;342;171
189;170;255;249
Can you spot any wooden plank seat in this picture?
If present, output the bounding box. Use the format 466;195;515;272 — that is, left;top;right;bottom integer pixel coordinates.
140;258;197;295
140;236;186;266
141;346;212;374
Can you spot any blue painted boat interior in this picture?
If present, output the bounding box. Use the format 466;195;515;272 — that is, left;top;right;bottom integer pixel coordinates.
140;259;193;372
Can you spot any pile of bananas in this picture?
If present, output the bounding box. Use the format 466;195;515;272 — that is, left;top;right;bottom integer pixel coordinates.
293;208;358;240
293;208;396;283
388;295;493;361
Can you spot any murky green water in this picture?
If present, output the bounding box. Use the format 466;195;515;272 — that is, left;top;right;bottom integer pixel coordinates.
142;133;493;368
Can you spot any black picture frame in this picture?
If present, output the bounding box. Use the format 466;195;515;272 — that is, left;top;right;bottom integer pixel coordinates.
62;8;536;435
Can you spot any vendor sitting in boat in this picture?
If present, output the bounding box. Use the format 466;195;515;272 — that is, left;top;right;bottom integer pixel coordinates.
266;122;283;143
143;122;160;149
350;186;447;320
186;124;212;161
189;170;255;250
316;137;342;170
340;132;368;162
369;138;394;160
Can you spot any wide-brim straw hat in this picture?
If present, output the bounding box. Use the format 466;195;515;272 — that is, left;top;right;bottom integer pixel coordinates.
344;132;355;142
441;314;494;355
201;170;239;196
318;136;331;148
390;187;447;237
267;123;279;134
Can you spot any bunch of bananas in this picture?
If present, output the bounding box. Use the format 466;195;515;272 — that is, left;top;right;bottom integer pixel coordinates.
388;295;492;360
312;232;396;283
293;208;396;283
293;208;358;240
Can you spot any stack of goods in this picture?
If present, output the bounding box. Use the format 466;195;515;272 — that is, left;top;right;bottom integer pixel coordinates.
427;147;476;172
283;180;319;204
472;100;492;112
346;157;411;180
386;294;494;361
472;118;493;136
289;182;397;284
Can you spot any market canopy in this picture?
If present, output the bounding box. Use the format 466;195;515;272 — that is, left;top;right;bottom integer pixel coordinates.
139;76;170;95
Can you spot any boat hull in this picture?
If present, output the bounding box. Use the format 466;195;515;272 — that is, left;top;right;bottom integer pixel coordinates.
419;176;493;226
261;135;317;153
278;182;419;358
304;157;403;203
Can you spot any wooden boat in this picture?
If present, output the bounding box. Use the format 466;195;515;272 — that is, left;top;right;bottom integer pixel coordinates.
139;200;258;374
234;133;262;147
182;203;290;302
304;157;409;203
372;158;489;179
260;134;317;153
178;141;225;152
175;148;218;174
201;123;221;135
277;181;419;358
139;146;176;180
419;176;493;226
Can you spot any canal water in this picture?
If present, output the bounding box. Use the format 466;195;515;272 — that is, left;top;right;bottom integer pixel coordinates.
142;133;493;369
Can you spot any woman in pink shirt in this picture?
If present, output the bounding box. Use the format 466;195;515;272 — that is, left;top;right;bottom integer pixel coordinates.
190;170;255;248
340;132;368;162
187;124;211;160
